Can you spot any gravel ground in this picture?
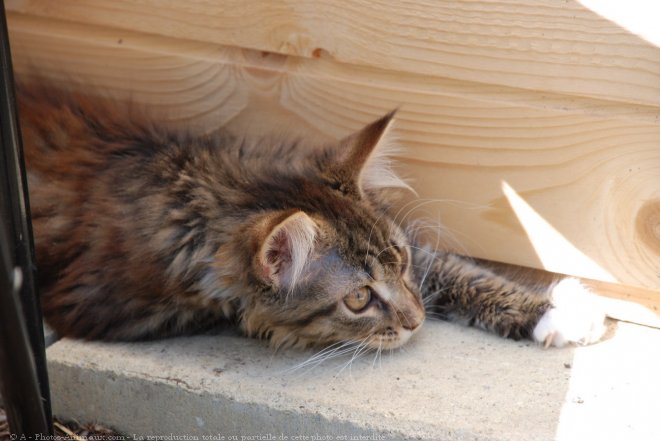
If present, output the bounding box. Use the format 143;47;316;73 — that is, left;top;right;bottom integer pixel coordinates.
1;407;123;440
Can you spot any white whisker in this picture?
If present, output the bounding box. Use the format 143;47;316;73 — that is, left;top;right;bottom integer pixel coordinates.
334;336;373;379
283;340;361;375
372;339;383;370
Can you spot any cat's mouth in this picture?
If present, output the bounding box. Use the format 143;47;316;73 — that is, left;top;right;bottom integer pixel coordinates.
371;328;415;350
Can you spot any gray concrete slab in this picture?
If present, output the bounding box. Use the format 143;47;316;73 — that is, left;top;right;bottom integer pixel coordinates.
46;320;659;441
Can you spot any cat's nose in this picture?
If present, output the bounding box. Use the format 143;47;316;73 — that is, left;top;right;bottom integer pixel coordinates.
399;309;425;332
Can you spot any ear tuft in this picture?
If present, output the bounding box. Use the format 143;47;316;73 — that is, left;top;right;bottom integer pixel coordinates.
359;130;415;194
258;212;317;290
335;110;414;194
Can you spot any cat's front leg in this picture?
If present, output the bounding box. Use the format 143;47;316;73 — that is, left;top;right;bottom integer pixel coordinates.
531;277;607;347
414;249;606;347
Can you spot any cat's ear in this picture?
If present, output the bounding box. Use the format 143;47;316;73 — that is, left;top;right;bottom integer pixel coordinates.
334;110;413;194
258;211;317;290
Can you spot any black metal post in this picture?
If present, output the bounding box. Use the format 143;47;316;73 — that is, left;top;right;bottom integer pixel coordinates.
0;0;53;436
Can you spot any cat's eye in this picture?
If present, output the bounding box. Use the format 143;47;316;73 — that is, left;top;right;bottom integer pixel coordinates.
344;287;372;312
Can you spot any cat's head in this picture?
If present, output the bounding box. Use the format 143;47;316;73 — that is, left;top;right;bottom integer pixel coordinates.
234;112;425;350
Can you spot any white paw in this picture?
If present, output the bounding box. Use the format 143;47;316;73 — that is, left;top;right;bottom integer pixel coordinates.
532;278;606;348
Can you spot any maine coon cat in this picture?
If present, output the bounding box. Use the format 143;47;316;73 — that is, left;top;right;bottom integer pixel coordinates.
19;83;606;350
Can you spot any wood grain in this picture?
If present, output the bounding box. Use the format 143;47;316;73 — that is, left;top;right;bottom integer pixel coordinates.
6;0;660;108
6;13;660;311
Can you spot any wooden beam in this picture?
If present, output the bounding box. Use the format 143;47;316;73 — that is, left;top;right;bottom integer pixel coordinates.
7;13;660;309
6;0;660;108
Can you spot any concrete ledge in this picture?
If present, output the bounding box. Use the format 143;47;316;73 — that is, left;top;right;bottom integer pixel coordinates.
47;321;659;440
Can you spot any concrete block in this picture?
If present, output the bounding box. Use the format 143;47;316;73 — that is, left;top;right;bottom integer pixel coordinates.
46;320;659;440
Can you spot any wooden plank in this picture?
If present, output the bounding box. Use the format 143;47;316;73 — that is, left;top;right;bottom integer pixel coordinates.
589;281;660;329
7;14;660;301
6;0;660;108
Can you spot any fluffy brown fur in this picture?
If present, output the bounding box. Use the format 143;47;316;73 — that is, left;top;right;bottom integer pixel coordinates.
19;83;605;350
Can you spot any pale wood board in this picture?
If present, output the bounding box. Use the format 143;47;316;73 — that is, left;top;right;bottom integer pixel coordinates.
7;13;660;317
6;0;660;108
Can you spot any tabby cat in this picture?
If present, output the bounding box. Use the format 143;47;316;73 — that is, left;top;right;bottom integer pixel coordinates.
19;84;606;350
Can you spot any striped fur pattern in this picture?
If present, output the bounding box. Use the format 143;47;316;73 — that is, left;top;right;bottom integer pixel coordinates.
20;85;424;350
20;84;605;350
